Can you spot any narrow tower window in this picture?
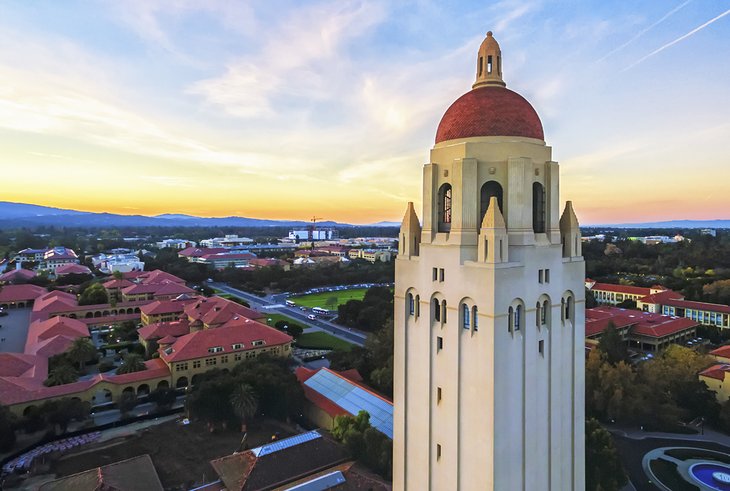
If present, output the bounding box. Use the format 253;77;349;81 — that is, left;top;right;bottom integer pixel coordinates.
472;306;478;331
478;56;483;76
462;303;470;329
415;295;420;318
515;305;522;331
508;306;514;333
532;182;546;233
487;55;493;74
542;300;549;325
437;183;452;232
442;300;447;323
408;293;415;316
433;299;441;322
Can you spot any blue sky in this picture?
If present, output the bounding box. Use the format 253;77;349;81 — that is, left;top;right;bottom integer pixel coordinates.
0;0;728;224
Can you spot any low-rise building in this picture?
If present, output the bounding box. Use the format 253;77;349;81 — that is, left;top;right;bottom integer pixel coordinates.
296;367;393;438
348;249;392;263
92;252;144;274
700;364;730;403
586;306;698;352
0;284;47;309
0;268;37;284
200;234;253;248
196;251;255;269
54;264;92;277
39;247;79;272
156;238;196;249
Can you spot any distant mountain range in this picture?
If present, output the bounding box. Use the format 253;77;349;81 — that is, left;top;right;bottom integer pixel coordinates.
590;220;730;229
1;201;727;230
0;201;398;228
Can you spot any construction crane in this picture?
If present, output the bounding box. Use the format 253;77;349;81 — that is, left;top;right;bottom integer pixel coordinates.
309;216;323;243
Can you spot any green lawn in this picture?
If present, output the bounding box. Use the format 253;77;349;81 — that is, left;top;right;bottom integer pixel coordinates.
291;288;368;309
295;331;354;351
262;313;302;327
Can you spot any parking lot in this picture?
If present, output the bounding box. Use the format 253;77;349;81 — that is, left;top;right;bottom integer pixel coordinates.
0;307;32;353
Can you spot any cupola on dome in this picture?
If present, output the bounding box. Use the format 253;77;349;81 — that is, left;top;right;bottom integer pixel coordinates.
435;32;544;143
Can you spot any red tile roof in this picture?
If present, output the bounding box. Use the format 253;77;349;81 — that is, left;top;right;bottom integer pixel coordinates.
138;320;191;341
664;298;730;315
0;284;47;303
138;270;186;285
586;306;698;339
105;358;170;385
140;299;193;316
102;278;134;289
0;353;46;378
710;345;730;359
160;322;291;363
178;247;227;258
0;269;37;283
589;283;652;296
25;317;90;354
638;289;684;305
55;264;92;276
700;364;730;381
184;297;263;326
435;86;544;143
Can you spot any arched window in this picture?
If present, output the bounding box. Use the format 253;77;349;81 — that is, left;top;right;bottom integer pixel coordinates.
442;300;448;323
462;304;470;330
565;296;573;322
480;181;503;229
472;306;478;331
536;302;541;327
415;295;420;318
515;305;522;331
433;299;441;322
542;300;549;325
438;184;452;232
561;298;566;323
532;182;545;233
408;293;415;316
508;306;514;333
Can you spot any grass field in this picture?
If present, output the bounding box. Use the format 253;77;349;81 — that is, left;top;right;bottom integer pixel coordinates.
291;288;368;309
261;312;302;327
295;331;354;351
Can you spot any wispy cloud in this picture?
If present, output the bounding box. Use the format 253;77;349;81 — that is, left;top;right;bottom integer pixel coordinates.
597;0;693;63
623;8;730;71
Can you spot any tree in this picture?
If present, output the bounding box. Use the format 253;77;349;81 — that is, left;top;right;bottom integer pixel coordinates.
44;364;79;386
597;322;628;365
116;353;146;374
230;383;258;433
40;398;88;434
148;387;178;412
585;418;627;491
113;320;139;342
325;296;338;309
78;283;108;305
331;411;392;479
66;337;97;372
0;405;17;452
118;392;138;417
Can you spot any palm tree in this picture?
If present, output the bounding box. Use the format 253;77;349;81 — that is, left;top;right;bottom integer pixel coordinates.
116;353;146;374
66;338;97;373
230;383;258;434
44;364;78;387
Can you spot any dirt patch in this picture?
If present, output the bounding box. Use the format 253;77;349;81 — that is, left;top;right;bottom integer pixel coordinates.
49;418;296;489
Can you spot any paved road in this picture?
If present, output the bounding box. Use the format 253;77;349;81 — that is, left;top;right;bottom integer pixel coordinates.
211;282;367;347
0;308;31;353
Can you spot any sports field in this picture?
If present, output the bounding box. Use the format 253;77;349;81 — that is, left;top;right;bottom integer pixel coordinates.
295;331;354;351
291;288;368;309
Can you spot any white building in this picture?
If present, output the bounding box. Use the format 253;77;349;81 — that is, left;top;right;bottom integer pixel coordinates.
92;252;144;274
288;229;338;241
200;235;253;248
156;238;197;249
393;32;585;490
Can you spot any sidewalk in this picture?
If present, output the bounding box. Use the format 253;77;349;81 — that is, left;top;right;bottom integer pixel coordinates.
609;424;730;448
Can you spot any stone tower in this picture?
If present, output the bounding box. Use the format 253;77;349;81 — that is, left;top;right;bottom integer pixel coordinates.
393;31;585;490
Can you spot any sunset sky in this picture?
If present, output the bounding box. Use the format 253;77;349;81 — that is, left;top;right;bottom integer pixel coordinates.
0;1;728;225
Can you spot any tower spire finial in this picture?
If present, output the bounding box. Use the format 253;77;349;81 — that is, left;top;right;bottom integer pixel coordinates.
473;31;506;89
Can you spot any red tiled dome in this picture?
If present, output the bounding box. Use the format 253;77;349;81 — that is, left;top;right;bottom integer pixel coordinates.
435;86;544;143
